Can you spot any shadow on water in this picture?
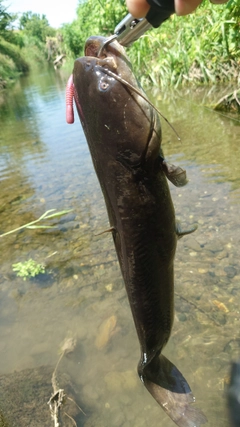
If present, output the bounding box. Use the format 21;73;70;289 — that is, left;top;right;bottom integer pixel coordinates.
0;67;239;426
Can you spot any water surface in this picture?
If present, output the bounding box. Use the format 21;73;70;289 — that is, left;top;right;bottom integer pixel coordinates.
0;67;239;426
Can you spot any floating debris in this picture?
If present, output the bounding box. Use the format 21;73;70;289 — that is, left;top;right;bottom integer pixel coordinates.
214;89;240;113
48;337;85;427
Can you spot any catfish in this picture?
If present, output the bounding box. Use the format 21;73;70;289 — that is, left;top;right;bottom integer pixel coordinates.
66;36;206;427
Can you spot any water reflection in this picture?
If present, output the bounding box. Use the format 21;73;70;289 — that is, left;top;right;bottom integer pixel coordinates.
149;87;240;192
0;68;239;427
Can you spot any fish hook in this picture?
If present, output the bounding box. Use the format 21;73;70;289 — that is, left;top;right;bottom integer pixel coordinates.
97;34;118;57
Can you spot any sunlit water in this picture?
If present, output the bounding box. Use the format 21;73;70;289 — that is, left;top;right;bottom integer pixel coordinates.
0;66;239;427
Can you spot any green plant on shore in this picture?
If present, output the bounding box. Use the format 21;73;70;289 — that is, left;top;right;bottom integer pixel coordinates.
0;37;29;70
62;0;240;87
0;0;57;89
1;0;240;89
0;209;73;238
128;0;240;87
61;0;127;57
12;259;45;280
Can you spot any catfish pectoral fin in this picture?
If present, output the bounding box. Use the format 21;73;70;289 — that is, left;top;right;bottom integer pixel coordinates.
162;160;188;187
95;227;115;236
176;221;198;238
139;354;207;427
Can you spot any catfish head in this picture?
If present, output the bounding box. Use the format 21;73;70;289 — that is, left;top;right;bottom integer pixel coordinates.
67;36;161;172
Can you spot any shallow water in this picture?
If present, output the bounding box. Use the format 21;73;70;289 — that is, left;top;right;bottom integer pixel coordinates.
0;66;239;427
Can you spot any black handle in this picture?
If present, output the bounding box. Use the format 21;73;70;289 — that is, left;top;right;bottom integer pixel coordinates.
146;0;175;28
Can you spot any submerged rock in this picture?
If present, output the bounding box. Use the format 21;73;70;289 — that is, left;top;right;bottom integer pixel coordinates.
0;366;84;427
95;315;117;350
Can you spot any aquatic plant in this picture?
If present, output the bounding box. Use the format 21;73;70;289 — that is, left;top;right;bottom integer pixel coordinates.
12;259;45;280
0;209;72;238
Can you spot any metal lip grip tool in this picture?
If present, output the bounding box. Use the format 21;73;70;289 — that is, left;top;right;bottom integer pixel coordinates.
114;0;175;47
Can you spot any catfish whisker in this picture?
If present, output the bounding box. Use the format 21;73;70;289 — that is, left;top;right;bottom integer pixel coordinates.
98;65;181;141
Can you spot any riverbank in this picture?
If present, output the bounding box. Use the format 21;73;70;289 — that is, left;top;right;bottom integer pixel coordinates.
0;3;57;91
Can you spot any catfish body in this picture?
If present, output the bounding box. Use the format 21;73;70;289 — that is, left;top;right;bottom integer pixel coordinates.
67;36;206;427
228;361;240;427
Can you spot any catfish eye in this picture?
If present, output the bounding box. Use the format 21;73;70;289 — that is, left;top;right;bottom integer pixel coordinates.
99;78;109;91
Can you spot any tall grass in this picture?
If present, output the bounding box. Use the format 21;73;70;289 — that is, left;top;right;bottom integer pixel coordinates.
0;37;30;88
62;0;240;87
20;34;48;64
0;52;18;89
0;37;29;72
125;0;240;86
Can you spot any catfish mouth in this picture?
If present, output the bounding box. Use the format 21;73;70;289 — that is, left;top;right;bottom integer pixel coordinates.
84;35;132;73
76;36;178;142
85;35;125;59
84;36;107;58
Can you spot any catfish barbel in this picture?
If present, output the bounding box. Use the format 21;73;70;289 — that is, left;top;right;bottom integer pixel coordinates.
66;36;206;427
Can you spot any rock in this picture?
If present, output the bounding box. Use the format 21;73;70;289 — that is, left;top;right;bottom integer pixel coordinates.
0;366;84;427
204;242;223;253
224;266;237;278
95;315;117;350
82;383;100;401
111;410;126;426
104;370;138;392
184;239;202;252
178;313;187;322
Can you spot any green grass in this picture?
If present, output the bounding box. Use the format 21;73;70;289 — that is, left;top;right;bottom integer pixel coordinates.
128;0;240;87
62;0;240;87
0;52;18;89
0;37;30;88
0;37;29;72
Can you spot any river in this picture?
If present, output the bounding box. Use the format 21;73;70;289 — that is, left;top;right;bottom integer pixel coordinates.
0;65;239;427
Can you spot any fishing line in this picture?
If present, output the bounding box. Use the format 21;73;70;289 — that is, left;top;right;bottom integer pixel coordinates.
98;65;181;141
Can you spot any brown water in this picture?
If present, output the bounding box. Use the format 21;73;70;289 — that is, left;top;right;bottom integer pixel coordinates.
0;68;239;427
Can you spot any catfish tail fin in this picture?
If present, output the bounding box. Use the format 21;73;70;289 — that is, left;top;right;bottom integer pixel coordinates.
138;354;207;427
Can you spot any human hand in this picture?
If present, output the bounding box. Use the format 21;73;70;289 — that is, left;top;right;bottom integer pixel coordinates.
126;0;228;18
174;0;228;15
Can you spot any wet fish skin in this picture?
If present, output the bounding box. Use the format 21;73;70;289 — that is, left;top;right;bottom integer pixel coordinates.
227;361;240;427
71;36;206;427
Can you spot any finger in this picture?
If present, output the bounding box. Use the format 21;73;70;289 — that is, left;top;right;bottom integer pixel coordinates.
125;0;150;18
175;0;202;15
210;0;228;3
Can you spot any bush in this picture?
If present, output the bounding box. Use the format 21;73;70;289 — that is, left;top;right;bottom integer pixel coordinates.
0;37;29;72
62;0;127;57
0;52;18;88
128;0;240;86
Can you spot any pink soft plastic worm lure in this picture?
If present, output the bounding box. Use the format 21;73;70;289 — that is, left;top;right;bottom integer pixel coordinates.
66;74;74;124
